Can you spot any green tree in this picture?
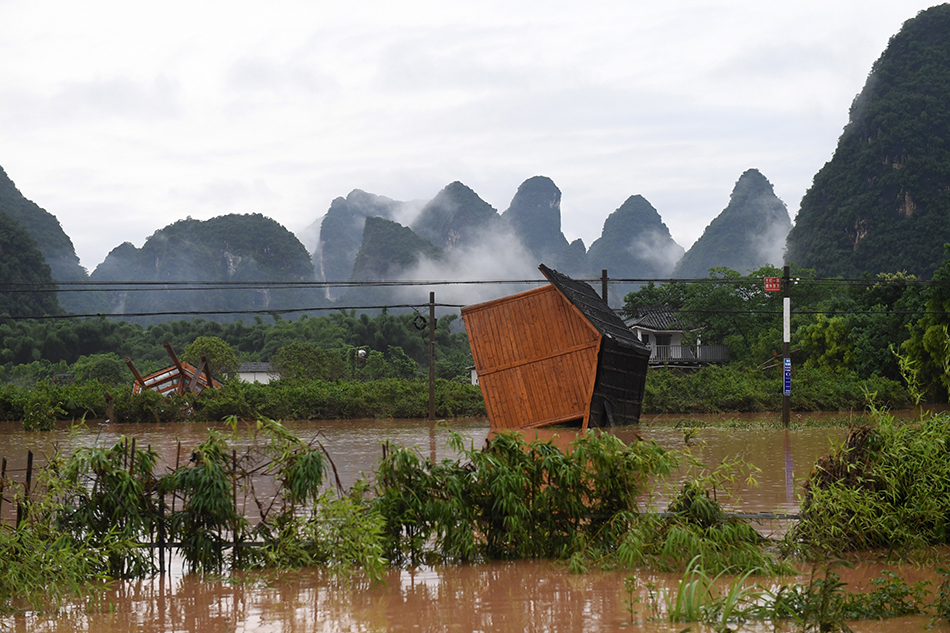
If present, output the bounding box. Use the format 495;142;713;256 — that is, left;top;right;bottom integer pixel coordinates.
0;211;61;317
903;249;950;399
182;336;239;382
271;341;346;382
70;353;131;386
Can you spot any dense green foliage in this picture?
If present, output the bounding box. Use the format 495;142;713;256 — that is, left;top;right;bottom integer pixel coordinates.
785;5;950;278
90;213;323;323
181;335;240;381
631;560;936;631
0;166;94;314
645;365;908;413
0;309;472;381
623;261;940;394
270;340;348;381
369;429;792;575
624;264;812;366
0;211;61;317
901;248;950;399
374;430;678;566
0;378;484;424
673;169;790;278
787;409;950;558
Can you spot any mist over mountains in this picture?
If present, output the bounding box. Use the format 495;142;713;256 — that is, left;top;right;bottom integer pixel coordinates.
0;163;798;319
313;171;789;310
673;169;791;278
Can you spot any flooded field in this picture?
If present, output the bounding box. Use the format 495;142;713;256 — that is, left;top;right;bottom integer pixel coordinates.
1;414;948;632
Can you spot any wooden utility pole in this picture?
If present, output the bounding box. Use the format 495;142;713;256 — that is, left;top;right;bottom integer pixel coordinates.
601;269;609;305
428;291;436;421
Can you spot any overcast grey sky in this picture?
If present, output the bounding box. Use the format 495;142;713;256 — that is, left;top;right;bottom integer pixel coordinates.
0;0;939;272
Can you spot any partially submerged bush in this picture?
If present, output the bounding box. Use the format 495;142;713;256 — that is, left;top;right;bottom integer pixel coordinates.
371;429;789;574
638;559;932;631
372;430;680;566
614;478;793;576
787;409;950;557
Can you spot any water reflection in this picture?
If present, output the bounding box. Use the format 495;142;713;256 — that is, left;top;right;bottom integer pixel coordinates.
8;561;949;632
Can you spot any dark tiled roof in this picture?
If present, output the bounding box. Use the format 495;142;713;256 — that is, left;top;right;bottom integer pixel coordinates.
539;264;650;355
239;362;275;373
624;306;684;331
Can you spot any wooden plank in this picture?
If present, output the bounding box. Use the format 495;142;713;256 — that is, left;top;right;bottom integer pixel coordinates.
475;341;600;377
462;285;548;316
485;346;600;431
464;281;608;432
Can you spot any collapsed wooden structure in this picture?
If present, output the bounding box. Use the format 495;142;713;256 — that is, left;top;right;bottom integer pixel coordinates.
462;264;651;432
125;341;222;396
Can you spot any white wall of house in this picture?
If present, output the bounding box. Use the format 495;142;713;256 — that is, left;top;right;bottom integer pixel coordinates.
239;363;277;384
239;370;272;384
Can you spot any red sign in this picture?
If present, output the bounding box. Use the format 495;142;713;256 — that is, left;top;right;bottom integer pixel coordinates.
764;277;781;292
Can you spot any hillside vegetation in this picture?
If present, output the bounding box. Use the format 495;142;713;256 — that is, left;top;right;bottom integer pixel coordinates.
786;5;950;278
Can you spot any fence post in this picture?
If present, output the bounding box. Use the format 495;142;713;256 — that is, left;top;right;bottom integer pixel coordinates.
158;494;166;576
232;449;238;570
0;457;6;527
17;450;32;529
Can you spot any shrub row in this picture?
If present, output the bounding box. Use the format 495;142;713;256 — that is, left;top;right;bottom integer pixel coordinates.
644;365;909;414
0;364;912;427
0;378;486;425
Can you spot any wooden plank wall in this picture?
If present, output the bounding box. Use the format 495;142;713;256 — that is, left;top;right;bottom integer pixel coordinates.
462;285;602;431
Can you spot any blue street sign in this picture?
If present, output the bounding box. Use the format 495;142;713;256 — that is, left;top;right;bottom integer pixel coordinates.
783;357;791;396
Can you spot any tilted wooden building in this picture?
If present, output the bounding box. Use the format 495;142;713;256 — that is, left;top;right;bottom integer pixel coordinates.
462;264;651;432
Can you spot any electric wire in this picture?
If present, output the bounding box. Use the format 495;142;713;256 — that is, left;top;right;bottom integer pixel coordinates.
2;274;950;321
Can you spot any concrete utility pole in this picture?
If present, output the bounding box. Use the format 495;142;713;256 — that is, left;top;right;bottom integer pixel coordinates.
782;265;791;428
428;291;436;421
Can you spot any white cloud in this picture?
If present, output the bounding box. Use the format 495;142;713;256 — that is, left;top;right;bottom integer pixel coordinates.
0;0;936;271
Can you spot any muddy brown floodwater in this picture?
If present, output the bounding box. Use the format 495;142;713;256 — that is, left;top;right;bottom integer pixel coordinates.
0;415;948;632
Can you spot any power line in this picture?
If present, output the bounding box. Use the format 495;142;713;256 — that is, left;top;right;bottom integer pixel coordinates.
0;303;468;321
2;274;949;321
2;274;950;292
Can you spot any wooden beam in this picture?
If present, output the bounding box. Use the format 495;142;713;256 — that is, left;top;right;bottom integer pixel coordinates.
163;341;187;393
188;359;205;392
202;353;215;390
125;357;148;391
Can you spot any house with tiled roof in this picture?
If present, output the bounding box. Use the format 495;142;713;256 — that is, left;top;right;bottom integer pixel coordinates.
624;306;729;365
238;362;277;384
